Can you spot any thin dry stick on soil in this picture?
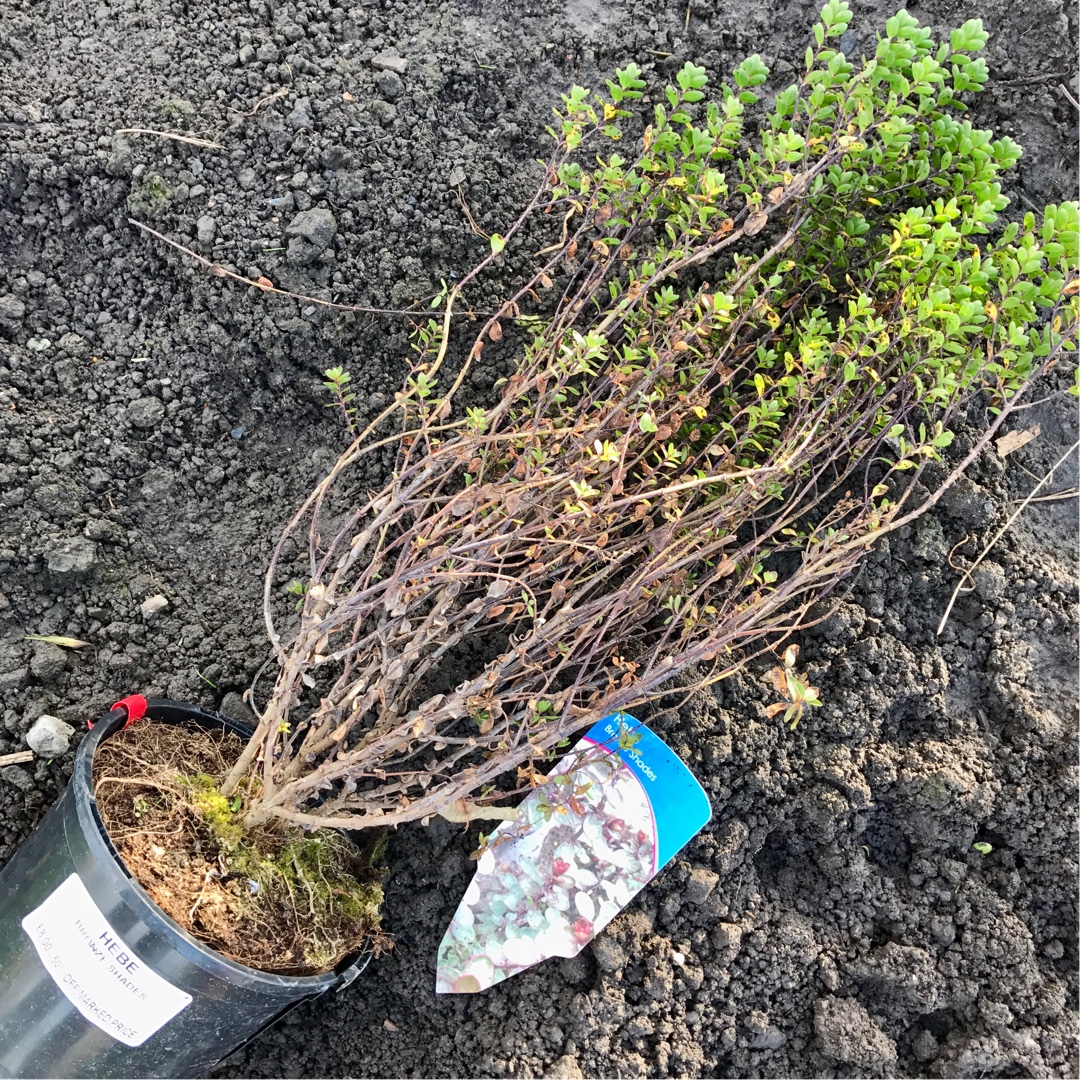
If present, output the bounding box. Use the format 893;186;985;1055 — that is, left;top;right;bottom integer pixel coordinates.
1011;489;1079;503
128;219;504;320
229;85;289;118
1057;83;1080;112
937;439;1080;635
115;128;224;149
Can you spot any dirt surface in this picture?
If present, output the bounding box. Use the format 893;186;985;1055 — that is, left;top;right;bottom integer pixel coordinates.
0;0;1076;1076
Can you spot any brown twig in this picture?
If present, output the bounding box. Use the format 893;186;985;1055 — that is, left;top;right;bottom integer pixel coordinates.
454;185;490;240
129;218;433;317
0;750;34;767
128;218;510;321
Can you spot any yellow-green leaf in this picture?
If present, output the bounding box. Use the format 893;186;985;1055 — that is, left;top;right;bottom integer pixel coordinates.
24;634;92;649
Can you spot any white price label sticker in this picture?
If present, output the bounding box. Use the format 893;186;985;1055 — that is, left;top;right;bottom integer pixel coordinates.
22;873;192;1047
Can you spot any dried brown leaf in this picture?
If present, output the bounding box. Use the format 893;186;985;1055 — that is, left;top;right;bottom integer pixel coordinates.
744;211;768;236
24;634;92;649
995;424;1040;457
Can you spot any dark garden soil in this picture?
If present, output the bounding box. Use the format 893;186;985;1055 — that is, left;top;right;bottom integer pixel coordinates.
0;0;1077;1076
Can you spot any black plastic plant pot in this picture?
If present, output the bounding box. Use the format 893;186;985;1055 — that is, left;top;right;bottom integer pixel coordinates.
0;698;368;1079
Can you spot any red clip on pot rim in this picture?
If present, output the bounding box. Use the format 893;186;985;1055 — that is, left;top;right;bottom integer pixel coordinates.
88;693;149;730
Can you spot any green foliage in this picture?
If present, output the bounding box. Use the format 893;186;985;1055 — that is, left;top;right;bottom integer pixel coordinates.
186;772;245;849
286;578;308;612
127;173;172;220
322;366;358;436
249;5;1078;833
184;773;383;967
519;0;1077;517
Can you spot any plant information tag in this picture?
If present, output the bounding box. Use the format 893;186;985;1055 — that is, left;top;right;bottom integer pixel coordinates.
437;713;712;993
22;873;192;1047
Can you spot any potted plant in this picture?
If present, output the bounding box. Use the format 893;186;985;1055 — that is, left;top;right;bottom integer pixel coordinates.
1;4;1076;1076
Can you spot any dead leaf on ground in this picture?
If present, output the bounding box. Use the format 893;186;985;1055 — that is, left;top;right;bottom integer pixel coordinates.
24;633;92;649
744;211;769;236
996;424;1040;457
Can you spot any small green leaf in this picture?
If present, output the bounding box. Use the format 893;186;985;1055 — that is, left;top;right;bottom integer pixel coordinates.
972;841;993;855
490;233;506;255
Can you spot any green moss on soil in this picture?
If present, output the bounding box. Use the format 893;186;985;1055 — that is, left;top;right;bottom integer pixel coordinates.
181;773;383;969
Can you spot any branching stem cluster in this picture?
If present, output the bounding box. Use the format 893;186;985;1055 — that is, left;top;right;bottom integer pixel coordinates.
217;4;1077;832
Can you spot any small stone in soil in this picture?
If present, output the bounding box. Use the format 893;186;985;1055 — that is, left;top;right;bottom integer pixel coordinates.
140;594;170;619
128;396;166;429
45;537;98;576
26;714;75;757
288;98;313;130
286;208;336;250
371;51;408;74
685;866;719;903
376;71;403;101
1;766;33;790
0;295;26;323
29;643;68;682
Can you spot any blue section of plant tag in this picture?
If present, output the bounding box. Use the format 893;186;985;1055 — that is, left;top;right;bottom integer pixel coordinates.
436;713;712;994
583;712;713;873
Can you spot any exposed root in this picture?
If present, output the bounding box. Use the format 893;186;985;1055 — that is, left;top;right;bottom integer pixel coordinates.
94;720;387;975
